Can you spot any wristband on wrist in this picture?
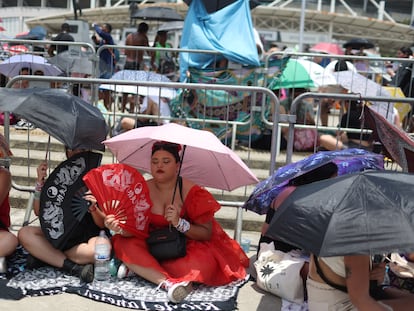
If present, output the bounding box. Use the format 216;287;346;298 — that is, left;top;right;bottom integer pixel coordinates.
175;218;190;233
35;181;44;192
34;191;41;200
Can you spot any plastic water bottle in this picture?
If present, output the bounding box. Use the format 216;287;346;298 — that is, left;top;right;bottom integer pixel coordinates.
382;265;391;286
94;230;111;281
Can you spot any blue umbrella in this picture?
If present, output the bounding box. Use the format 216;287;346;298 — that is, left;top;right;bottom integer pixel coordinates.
242;148;384;215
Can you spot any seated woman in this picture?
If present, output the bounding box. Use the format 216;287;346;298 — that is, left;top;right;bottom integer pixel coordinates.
18;147;106;283
0;134;18;273
319;100;372;151
308;254;414;310
113;96;171;136
104;141;249;303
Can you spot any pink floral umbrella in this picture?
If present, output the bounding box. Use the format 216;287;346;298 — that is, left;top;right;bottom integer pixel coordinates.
103;123;259;191
310;42;344;55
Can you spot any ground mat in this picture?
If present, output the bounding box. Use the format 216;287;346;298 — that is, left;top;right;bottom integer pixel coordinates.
0;246;249;310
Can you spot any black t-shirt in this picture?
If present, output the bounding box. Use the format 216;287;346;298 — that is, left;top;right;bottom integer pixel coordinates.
52;32;75;54
340;110;371;141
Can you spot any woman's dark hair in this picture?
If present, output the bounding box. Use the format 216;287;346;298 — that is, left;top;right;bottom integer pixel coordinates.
400;47;412;57
334;60;349;72
151;141;181;163
288;162;338;186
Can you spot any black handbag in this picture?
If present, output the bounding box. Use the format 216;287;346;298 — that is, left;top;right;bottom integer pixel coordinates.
146;176;187;261
146;226;186;261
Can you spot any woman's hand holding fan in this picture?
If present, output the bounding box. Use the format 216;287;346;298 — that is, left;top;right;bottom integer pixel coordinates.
83;163;152;238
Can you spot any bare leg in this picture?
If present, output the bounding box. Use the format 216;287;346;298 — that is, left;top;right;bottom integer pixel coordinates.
120;117;136;131
18;226;66;267
319;134;344;151
64;236;97;265
0;231;18;257
19;226;95;282
125;263;167;285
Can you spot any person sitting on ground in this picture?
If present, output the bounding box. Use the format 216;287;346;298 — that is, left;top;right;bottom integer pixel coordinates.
113;96;171;136
258;162;339;286
0;134;18;273
319;99;372;151
18;147;106;283
280;88;319;151
103;141;249;303
308;251;414;310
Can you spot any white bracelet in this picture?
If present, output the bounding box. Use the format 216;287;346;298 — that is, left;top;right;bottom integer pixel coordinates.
175;218;190;233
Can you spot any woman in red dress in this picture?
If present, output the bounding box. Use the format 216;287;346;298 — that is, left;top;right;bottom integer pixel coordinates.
104;141;249;303
0;133;18;273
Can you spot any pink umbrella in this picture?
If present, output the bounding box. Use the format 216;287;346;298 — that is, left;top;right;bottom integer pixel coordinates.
310;42;344;55
103;123;259;191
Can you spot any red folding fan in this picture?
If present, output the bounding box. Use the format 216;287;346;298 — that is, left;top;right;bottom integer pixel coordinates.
83;163;152;238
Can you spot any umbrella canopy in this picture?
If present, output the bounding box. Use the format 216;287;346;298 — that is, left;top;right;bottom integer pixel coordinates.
266;170;414;257
158;21;184;32
364;105;414;173
242;148;384;215
48;50;93;75
331;70;394;123
0;54;62;77
343;38;375;50
40;151;102;249
103;123;259;191
99;70;177;99
309;42;344;55
332;70;390;97
0;88;108;151
131;7;183;21
271;58;337;90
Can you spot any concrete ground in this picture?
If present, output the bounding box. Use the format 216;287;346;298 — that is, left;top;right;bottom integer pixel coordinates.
0;207;282;311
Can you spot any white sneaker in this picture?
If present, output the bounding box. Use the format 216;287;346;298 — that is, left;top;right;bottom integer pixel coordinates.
117;263;135;279
159;279;192;303
0;257;6;273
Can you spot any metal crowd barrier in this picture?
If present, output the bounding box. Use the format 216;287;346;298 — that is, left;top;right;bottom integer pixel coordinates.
5;75;280;242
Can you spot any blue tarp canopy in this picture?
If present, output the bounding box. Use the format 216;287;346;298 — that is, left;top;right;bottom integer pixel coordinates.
179;0;260;81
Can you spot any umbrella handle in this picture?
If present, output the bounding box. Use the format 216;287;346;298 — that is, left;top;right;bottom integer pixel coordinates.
171;145;186;204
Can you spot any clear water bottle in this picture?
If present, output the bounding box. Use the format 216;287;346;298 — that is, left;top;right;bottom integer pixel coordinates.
94;230;111;281
381;265;391;286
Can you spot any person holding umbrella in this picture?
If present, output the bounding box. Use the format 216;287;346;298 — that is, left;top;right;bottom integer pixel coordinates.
0;134;18;273
103;141;249;303
18;147;106;283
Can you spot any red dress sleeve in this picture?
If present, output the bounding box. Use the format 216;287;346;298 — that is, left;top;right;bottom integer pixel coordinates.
183;185;220;224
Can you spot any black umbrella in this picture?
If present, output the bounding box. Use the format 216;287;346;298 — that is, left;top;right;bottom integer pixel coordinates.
266;170;414;257
343;38;375;50
131;7;183;21
0;88;108;151
39;151;102;250
183;0;260;13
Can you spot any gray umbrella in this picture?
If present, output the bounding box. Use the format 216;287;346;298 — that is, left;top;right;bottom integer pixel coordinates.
48;50;94;76
131;7;183;21
266;170;414;257
0;88;107;151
